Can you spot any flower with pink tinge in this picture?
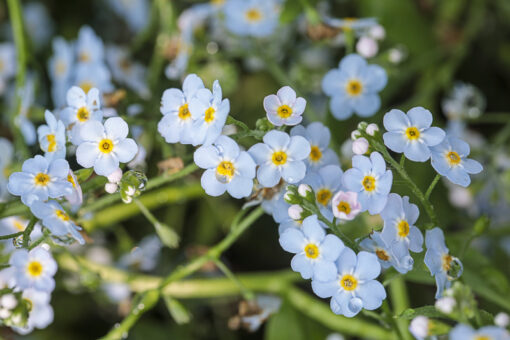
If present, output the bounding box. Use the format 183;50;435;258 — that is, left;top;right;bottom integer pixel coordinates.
332;191;362;221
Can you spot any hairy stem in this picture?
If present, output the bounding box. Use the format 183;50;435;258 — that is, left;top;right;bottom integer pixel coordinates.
22;217;38;248
425;174;441;200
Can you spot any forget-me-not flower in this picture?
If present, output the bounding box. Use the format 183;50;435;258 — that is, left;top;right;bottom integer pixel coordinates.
7;155;72;206
74;62;113;95
322;54;387;120
311;247;386;317
430;136;483;187
12;289;54;335
158;73;205;144
189;79;230;146
383;107;446;162
380;193;423;253
75;26;105;64
261;186;290;223
424;228;462;299
0;138;14;200
60;86;103;145
449;324;509;340
249;130;311;187
342;152;393;215
37;110;66;161
31;200;85;244
0;43;16;91
9;247;57;292
331;191;362;221
360;231;414;274
224;0;279;38
302;165;344;221
65;170;83;207
106;0;150;32
76;117;138;177
194;135;256;198
279;215;344;281
263;86;305;126
48;37;73;107
290;122;339;171
0;217;42;253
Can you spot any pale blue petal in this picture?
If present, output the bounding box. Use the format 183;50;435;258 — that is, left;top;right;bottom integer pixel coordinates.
281;161;306;184
339;54;367;76
76;142;100;168
354;251;381;280
313;260;338;282
352;93;380;117
321;234;344;261
257;164;281;187
248;143;271;165
114;139;138;163
421;127;445;146
235;152;256;178
462;159;483;174
383;132;406;153
321;69;344;96
383;109;409;131
404;141;431;162
352;154;372;174
291;253;313;279
263;130;290;150
449;137;470;157
408;226;424;252
287;136;311;161
447;167;471;187
311;279;338;298
376;171;393;195
215;135;240;160
363;65;387;92
201;169;226;196
370;152;386;175
302;215;325;242
80;120;105;142
407;107;432;129
279;228;305;254
342;168;364;192
105;117;129;140
336;247;357;274
330;95;354;120
356;280;386;310
48;159;69;178
94;154;119;176
194;145;219;169
226;176;253;199
22;155;48;174
368;194;389;215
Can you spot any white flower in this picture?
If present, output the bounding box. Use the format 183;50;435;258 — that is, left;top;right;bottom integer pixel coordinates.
37;110;66;161
366;123;379;136
76;117;138;177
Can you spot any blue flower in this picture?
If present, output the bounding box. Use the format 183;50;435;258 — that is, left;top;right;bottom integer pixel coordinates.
158;73;205;144
383;107;446;162
290;122;339;171
342;152;393;215
60;86;103;145
322;17;377;33
9;247;57;292
48;37;73;108
194;135;256;198
13;288;54;335
302;165;344;221
322;54;387;120
223;0;279;38
249;130;311;187
73;62;113;95
0;138;14;200
0;216;42;253
279;215;344;281
311;248;386;317
37;110;66;161
0;43;16;84
75;26;105;65
106;0;150;32
76;117;138;177
105;46;150;99
430;136;483;187
30;200;85;244
263;86;305;126
260;186;291;223
424;228;462;299
7;155;73;206
189;79;230;146
380;193;423;253
449;324;509;340
359;231;414;274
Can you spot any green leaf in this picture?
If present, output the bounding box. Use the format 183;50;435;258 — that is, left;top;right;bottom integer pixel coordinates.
398;306;445;320
164;296;192;325
74;168;94;182
479;309;495;326
279;0;303;24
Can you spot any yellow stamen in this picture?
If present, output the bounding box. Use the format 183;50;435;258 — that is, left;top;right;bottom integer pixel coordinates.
34;173;50;186
362;175;376;192
340;274;358;291
376;248;390;261
99;139;114;153
405;127;420;140
204;107;215;123
46;134;57;152
309;145;322;162
346;79;363;96
277;105;293;119
336;201;351;215
178;103;191;120
304;244;319;259
216;161;235;181
446;151;461;166
77;107;90;122
271;151;287;166
397;220;410;237
56;209;70;221
316;188;332;206
27;261;43;277
80;82;93;94
13;220;26;231
68;174;76;188
442;254;453;272
245;8;262;22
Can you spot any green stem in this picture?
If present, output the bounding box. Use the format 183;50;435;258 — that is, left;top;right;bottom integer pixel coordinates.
133;197;161;226
22;217;38;248
425;174;441;200
29;229;51;250
399;154;405;168
389;277;413;340
361;131;439;227
0;231;23;240
226;116;250;132
214;259;255;301
134;197;179;248
99;206;264;340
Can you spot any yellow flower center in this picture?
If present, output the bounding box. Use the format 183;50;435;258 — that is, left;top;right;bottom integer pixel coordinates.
304;243;319;259
80;81;93;94
99;139;114;153
397;220;410;237
77;107;90;122
204;107;215;123
34;173;50;186
56;60;67;75
79;51;90;62
27;261;43;277
316;188;332;206
446;151;461;166
362;175;376;192
309;145;322;162
277;105;293;119
442;254;453;272
376;248;390;261
178;103;191;120
0;60;4;71
271;151;287;166
474;336;491;340
56;209;70;221
346;79;363;97
46;134;57;152
13;220;26;231
211;0;225;5
405;127;420;140
216;161;235;182
336;201;351;214
245;8;262;22
68;174;76;188
340;274;358;291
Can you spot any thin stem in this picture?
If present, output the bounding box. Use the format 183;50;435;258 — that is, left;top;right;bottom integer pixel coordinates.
22;217;38;248
226;116;250;132
133;198;160;226
399;154;405;168
389;277;413;340
425;174;441;200
99;206;264;340
214;259;255;301
0;231;23;240
29;229;51;250
134;197;179;248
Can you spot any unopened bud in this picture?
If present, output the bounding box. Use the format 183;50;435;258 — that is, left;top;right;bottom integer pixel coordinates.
409;316;429;339
435;296;456;314
357;121;368;131
352;138;369;155
356;36;378;59
105;183;118;194
351;130;361;140
495;312;510;328
107;168;123;183
298;184;312;197
366;123;379;136
0;294;17;310
369;25;386;40
288;205;303;220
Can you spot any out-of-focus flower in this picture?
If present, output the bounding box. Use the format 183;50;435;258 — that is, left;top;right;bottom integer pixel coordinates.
119;235;162;271
352;137;369;155
322;54;387;120
442;82;485;121
194;136;256;198
449;324;509;340
356;36;378;58
360;231;414;274
0;43;16;94
409;316;429;340
0;138;14;200
12;289;54;335
23;3;54;50
106;0;150;32
48;38;74;107
31;200;85;244
37;110;66;161
224;0;280;38
9;247;57;292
